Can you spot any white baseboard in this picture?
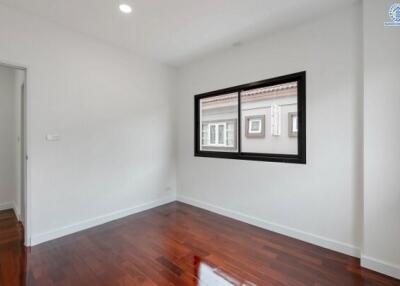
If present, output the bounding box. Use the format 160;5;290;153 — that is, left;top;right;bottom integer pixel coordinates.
177;195;360;257
0;202;14;211
30;195;176;246
361;255;400;280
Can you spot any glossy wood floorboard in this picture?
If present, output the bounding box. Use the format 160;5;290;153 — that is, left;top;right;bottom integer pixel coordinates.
1;203;399;286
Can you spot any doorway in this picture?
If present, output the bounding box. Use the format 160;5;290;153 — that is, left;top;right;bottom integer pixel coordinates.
0;62;28;244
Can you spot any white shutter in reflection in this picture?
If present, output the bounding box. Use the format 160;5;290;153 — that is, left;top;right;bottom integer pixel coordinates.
226;122;235;147
271;104;281;136
202;124;209;146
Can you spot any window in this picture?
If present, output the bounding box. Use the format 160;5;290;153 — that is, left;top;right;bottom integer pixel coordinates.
202;122;231;148
195;72;306;164
245;115;265;138
249;119;262;133
203;121;237;148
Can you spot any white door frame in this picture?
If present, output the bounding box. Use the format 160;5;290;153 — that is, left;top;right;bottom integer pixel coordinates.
0;60;31;246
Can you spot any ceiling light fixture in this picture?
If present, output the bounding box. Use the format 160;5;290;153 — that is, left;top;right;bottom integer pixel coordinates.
119;0;133;14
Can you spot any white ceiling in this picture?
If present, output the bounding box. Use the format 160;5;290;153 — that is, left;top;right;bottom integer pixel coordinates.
0;0;355;66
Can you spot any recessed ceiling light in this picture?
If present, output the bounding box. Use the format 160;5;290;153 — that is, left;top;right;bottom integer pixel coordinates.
118;0;133;14
119;3;132;14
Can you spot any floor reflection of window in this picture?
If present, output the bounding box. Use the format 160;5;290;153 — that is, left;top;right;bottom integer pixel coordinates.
198;262;242;285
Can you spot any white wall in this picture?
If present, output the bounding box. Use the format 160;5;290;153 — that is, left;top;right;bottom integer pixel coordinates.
0;66;18;211
177;3;363;256
362;0;400;279
0;4;177;245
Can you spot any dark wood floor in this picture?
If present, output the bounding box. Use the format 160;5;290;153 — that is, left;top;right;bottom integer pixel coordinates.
1;202;399;286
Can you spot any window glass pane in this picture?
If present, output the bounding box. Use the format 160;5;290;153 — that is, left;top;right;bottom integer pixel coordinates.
199;93;238;152
241;82;298;155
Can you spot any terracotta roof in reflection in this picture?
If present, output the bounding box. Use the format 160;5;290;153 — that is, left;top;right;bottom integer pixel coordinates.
202;82;297;106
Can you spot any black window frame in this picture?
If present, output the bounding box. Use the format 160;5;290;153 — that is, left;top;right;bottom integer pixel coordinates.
194;71;306;164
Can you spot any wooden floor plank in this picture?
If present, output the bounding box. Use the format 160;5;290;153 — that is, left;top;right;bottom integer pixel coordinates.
0;203;399;286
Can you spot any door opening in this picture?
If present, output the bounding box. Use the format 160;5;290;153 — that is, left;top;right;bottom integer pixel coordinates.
0;62;29;245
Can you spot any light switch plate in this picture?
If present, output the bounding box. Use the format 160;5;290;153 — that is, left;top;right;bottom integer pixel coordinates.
46;134;61;141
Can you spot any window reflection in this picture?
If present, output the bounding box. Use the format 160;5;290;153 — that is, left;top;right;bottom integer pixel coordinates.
193;256;256;286
199;93;238;152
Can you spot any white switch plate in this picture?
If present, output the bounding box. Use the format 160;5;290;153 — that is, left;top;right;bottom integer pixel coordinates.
46;134;61;141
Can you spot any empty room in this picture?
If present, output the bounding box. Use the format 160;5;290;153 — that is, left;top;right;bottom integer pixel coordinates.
0;0;399;285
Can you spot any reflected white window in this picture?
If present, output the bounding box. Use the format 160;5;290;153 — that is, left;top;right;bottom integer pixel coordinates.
208;123;226;146
249;119;262;134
